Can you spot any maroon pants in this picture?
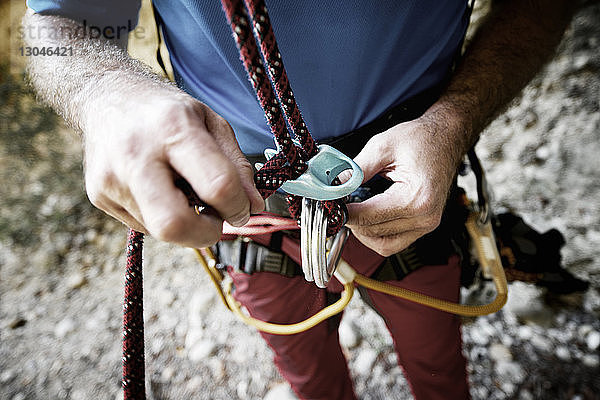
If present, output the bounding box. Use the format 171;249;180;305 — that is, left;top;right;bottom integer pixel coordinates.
231;252;469;400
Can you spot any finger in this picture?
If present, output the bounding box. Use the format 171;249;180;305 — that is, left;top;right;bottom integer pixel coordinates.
351;229;425;257
232;155;264;214
353;133;394;183
86;181;147;232
100;197;148;233
203;106;265;214
166;129;252;227
129;160;223;248
348;214;438;239
346;183;424;225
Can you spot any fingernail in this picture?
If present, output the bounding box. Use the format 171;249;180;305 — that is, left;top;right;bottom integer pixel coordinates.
337;170;352;184
229;213;250;227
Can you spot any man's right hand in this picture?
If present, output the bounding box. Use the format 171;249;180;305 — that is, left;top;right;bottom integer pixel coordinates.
83;91;264;248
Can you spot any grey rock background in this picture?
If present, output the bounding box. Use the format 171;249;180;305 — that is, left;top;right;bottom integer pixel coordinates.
1;1;599;399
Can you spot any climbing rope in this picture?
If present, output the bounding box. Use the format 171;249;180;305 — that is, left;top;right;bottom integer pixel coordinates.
122;0;347;397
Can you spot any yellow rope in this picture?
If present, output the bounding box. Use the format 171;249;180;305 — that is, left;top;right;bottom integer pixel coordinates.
193;211;508;333
225;281;354;335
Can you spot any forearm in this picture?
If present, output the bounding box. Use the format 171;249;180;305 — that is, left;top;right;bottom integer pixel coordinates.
423;0;577;169
22;9;179;134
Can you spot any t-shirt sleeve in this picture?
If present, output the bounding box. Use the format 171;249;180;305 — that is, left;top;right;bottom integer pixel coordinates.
26;0;142;31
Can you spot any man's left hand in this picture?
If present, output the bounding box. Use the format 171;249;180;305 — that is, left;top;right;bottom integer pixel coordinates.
346;117;461;257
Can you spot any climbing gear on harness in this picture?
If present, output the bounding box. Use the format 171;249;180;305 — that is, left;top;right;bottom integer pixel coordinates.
259;143;362;287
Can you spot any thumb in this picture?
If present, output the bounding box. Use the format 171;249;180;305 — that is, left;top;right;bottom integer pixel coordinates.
204;108;265;214
236;156;265;214
353;134;392;183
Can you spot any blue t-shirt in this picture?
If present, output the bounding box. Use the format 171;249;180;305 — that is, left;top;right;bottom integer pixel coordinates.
27;0;469;154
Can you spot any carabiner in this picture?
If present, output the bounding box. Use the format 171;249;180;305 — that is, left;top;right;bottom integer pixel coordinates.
301;198;351;288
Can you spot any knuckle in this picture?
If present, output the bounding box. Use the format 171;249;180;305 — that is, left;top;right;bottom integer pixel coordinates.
424;213;442;232
86;186;104;209
375;242;397;257
203;170;242;204
147;214;186;243
199;225;222;247
85;170;118;206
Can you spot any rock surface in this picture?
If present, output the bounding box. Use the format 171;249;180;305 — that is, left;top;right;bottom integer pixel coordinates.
1;1;599;400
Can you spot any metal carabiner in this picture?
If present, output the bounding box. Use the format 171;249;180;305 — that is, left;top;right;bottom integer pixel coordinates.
301;197;315;282
311;201;328;288
301;198;352;288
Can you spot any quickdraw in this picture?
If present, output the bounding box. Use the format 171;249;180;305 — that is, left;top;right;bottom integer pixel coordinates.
121;0;508;398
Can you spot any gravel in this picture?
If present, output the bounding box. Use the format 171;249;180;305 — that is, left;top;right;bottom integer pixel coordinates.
1;2;599;400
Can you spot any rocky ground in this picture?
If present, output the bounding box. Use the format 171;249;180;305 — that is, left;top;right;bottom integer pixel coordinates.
1;1;599;400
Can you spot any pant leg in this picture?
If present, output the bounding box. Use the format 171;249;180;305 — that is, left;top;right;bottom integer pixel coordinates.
230;270;357;400
364;254;470;400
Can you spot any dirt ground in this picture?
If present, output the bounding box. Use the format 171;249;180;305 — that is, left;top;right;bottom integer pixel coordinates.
1;1;599;399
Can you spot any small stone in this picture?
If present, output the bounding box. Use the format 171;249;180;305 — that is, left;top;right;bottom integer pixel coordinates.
114;390;124;400
339;321;359;348
236;380;248;399
264;383;298;400
489;343;513;363
470;345;488;361
161;366;175;382
535;145;551;160
8;317;27;329
0;369;16;383
85;229;98;243
582;354;599;368
577;324;593;339
473;386;488;400
157;289;176;307
353;348;378;376
186;375;204;392
208;358;225;381
585;330;600;351
495;361;525;384
517;325;533;340
54;318;76;338
66;272;87;289
519;389;534;400
469;328;490;346
500;381;517;396
12;394;26;400
530;335;553;352
188;340;217;362
555;346;571;361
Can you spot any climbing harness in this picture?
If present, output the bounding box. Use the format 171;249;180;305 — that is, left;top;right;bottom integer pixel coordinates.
122;0;507;398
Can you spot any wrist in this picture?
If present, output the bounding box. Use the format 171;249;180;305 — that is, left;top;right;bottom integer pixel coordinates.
81;70;185;136
417;99;476;172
